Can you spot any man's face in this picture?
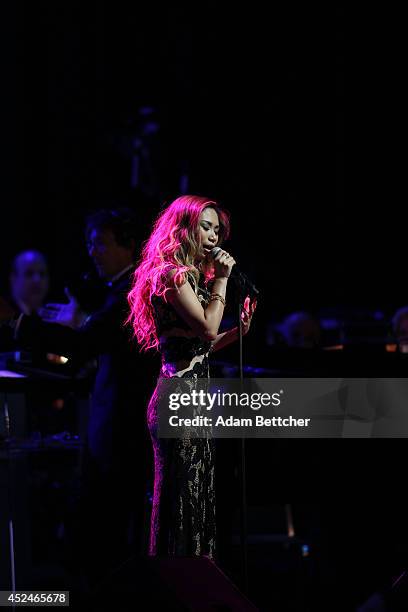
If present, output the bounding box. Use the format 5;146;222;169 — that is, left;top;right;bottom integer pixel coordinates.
87;227;134;280
11;252;49;311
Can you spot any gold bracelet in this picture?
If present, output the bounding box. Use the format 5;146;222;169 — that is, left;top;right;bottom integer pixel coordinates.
210;293;226;306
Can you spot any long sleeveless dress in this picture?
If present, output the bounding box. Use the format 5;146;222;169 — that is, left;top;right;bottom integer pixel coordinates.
147;274;216;559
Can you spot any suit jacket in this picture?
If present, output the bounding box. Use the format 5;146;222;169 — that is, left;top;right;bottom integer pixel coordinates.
17;268;156;473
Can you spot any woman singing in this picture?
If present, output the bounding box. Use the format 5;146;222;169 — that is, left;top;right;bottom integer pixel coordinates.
127;195;257;559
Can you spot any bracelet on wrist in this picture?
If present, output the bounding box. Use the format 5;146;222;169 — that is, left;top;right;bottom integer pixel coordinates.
210;293;226;307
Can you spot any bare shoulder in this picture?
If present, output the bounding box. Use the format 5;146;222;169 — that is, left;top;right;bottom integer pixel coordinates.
160;268;189;305
163;268;191;290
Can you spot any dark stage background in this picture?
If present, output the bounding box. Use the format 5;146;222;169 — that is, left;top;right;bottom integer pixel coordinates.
2;6;403;316
1;5;349;312
2;4;408;611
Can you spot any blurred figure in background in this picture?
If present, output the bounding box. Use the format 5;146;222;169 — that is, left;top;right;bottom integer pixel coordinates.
10;249;50;314
12;209;155;591
392;306;408;352
280;311;322;348
0;250;49;351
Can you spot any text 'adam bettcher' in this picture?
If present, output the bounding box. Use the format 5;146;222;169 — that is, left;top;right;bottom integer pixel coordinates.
167;389;311;429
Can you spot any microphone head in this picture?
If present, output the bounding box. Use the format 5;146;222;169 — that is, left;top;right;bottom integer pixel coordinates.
210;247;221;258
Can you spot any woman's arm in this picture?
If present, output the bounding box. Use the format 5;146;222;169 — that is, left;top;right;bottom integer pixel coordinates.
166;276;228;342
165;249;236;341
210;327;239;352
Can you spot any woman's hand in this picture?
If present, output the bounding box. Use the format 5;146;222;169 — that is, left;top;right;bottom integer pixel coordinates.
241;295;257;335
212;249;236;280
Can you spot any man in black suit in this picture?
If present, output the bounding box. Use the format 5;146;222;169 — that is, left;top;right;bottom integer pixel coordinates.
13;209;156;588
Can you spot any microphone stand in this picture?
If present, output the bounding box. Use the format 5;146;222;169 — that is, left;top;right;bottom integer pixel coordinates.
232;273;259;596
237;293;248;594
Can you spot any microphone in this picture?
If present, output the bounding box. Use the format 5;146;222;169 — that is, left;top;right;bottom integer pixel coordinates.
210;247;259;297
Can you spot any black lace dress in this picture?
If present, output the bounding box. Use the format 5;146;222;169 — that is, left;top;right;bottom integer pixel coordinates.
147;274;216;559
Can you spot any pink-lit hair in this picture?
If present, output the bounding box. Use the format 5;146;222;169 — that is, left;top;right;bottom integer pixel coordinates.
127;195;230;352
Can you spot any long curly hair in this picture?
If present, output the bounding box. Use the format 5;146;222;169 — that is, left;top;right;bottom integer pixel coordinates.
127;195;230;352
